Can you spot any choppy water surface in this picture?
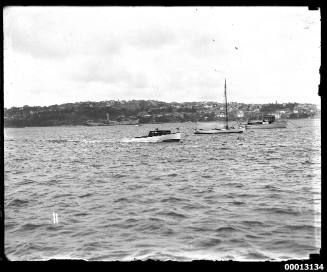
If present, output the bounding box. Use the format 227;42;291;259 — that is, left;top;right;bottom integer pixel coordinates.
4;118;321;261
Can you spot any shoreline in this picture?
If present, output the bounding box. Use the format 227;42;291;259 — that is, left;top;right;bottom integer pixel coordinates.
3;117;320;129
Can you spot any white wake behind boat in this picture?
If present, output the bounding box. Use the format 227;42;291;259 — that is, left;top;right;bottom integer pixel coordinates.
126;129;181;143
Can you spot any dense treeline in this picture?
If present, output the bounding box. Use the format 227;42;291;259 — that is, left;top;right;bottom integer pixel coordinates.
261;102;298;113
4;100;318;127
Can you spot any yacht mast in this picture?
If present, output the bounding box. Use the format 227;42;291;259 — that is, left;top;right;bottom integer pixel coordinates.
224;78;228;129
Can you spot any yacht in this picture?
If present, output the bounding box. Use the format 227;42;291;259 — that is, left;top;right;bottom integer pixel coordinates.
194;78;245;134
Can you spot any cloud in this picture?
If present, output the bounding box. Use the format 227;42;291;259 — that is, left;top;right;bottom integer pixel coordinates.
5;8;70;58
5;7;126;60
3;7;321;107
70;54;149;90
129;26;178;49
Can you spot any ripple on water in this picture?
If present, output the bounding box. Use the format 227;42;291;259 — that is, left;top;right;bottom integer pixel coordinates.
113;197;131;203
231;201;245;206
195;238;222;248
284;224;316;231
7;198;30;208
255;207;301;216
157;211;188;219
4;120;321;261
161;196;186;203
74;212;89;217
244;251;271;260
112;174;127;178
263;184;280;191
215;226;239;233
19;223;45;232
78;193;94;198
241;220;266;227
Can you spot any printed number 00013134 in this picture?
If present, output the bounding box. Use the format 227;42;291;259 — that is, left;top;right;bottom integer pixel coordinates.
284;264;324;271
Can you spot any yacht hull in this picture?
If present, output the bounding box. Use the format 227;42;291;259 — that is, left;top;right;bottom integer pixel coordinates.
245;122;287;129
194;128;245;134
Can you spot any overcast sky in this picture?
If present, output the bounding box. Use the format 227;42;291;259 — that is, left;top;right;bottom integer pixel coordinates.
4;6;321;108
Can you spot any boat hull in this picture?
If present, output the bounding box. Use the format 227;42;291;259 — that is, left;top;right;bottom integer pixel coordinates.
194;128;245;134
127;132;181;143
116;120;139;125
245;122;287;129
84;122;109;126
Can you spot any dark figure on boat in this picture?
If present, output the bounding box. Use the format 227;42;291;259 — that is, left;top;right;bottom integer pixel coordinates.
148;129;172;137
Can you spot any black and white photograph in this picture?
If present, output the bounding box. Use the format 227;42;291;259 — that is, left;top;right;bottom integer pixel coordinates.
3;6;321;261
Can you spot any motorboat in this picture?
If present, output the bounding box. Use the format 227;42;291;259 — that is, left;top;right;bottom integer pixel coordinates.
245;115;287;129
127;128;181;143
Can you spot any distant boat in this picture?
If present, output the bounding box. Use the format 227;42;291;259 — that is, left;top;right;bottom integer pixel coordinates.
130;128;181;143
245;115;287;129
84;121;110;126
84;113;139;126
194;78;245;134
116;119;139;125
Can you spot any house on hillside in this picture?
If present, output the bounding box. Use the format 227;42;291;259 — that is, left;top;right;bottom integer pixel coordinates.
236;111;244;118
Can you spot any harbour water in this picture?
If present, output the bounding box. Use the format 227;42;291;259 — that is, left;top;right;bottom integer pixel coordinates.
4;118;321;261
